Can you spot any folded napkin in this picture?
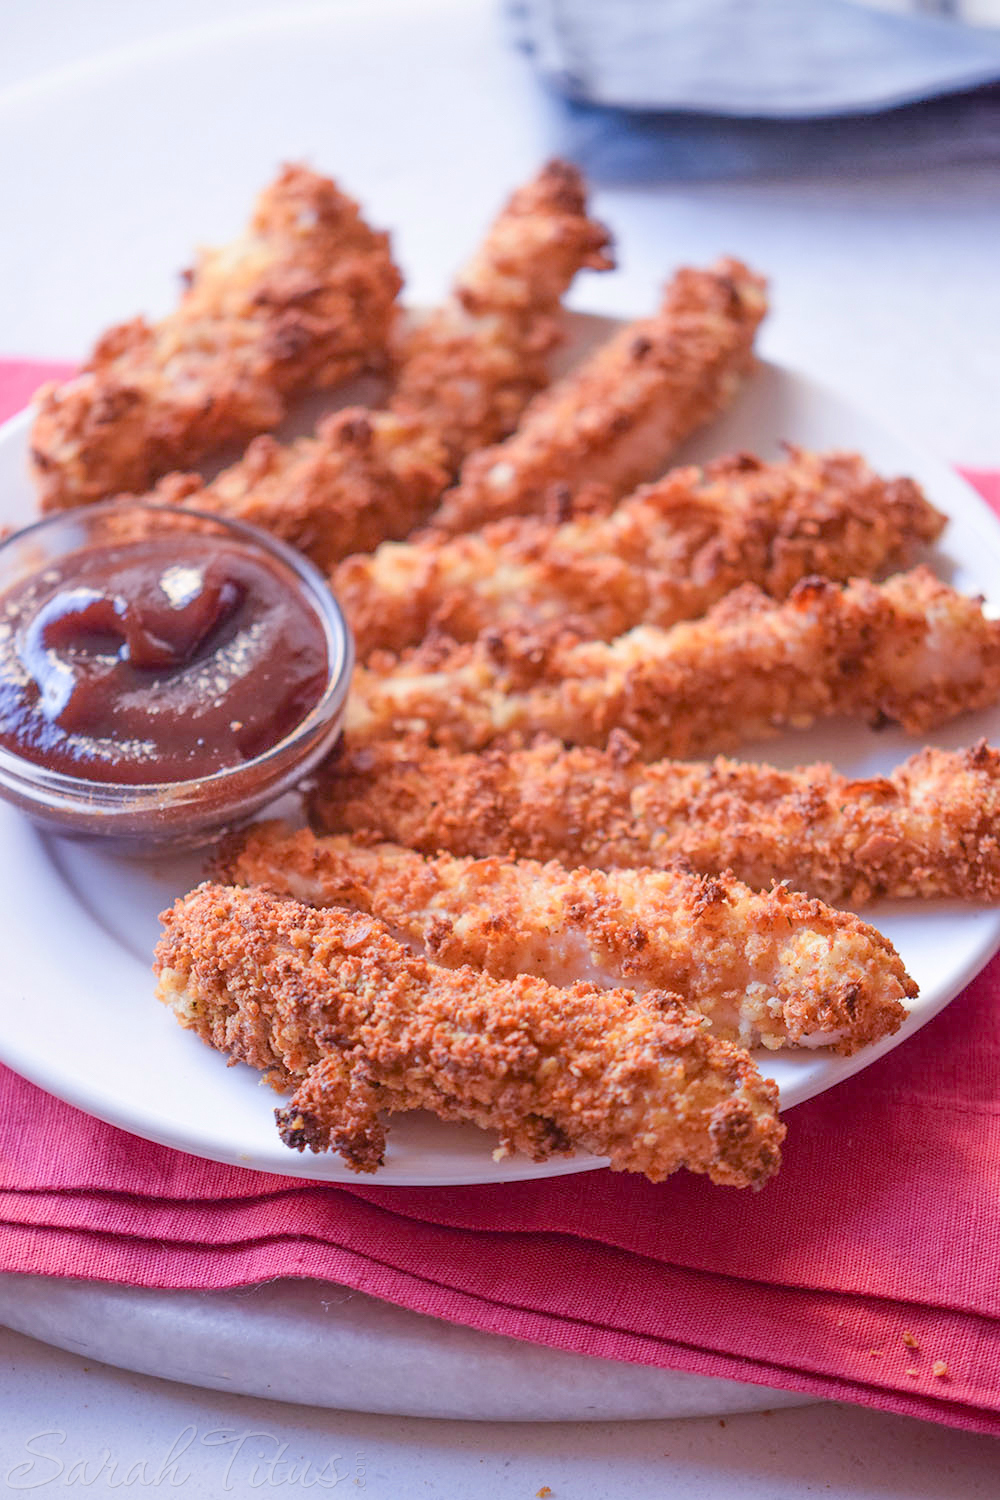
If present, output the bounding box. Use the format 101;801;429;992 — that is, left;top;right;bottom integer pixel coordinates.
2;362;1000;1435
510;0;1000;180
512;0;1000;116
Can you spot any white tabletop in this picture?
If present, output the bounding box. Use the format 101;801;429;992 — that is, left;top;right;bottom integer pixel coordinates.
2;0;997;466
1;3;998;1493
2;1318;1000;1499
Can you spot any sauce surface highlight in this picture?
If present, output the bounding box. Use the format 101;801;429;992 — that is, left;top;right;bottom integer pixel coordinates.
0;536;329;783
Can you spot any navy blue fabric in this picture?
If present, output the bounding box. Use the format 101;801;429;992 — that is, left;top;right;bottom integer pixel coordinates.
534;81;1000;183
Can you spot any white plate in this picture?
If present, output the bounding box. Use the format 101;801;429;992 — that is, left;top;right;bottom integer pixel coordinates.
1;335;1000;1186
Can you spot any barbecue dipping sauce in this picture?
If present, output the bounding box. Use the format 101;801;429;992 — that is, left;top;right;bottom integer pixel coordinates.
0;535;330;784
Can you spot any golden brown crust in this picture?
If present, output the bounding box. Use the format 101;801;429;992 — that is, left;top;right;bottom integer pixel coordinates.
343;568;1000;759
31;165;401;510
334;447;945;658
390;159;613;466
158;408;449;572
430;258;768;532
218;826;912;1053
311;736;1000;907
140;162;611;568
154;883;784;1186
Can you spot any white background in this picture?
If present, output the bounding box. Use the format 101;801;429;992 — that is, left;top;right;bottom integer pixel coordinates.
1;2;998;1494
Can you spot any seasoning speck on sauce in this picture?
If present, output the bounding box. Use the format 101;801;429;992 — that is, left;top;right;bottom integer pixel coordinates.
0;536;329;784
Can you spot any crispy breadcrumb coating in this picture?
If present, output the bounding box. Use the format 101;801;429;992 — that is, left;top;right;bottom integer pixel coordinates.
218;827;913;1053
430;258;767;533
154;408;450;569
146;162;611;569
344;568;1000;759
155;883;785;1185
335;447;945;658
390;159;613;467
31;165;401;511
311;736;1000;907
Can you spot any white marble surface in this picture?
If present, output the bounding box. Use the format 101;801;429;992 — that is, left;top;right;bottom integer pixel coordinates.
0;1274;812;1421
2;1319;1000;1499
1;2;999;1493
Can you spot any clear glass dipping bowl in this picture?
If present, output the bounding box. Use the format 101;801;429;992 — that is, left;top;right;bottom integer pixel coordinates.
0;501;353;850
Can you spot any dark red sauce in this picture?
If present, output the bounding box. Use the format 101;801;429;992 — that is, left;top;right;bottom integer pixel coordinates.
0;536;329;784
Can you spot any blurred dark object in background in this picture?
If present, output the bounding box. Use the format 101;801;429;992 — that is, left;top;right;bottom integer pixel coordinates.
533;84;1000;183
509;0;1000;180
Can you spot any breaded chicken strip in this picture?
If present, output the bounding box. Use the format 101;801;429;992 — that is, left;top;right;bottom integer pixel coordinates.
219;828;913;1053
151;162;612;569
155;883;785;1185
31;165;401;511
430;257;767;533
345;568;1000;759
154;408;450;568
389;159;614;467
311;736;1000;907
335;447;945;658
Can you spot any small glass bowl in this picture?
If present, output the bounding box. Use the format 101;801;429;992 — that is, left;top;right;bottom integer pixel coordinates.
0;500;353;850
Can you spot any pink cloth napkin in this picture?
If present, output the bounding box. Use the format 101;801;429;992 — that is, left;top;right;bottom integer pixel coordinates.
2;360;1000;1435
0;359;72;419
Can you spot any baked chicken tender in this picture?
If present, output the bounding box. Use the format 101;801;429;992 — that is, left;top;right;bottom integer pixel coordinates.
154;408;450;570
150;161;612;569
389;158;614;467
312;736;1000;908
430;257;768;533
155;883;785;1186
31;165;401;511
219;828;913;1053
345;568;1000;760
335;447;945;658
